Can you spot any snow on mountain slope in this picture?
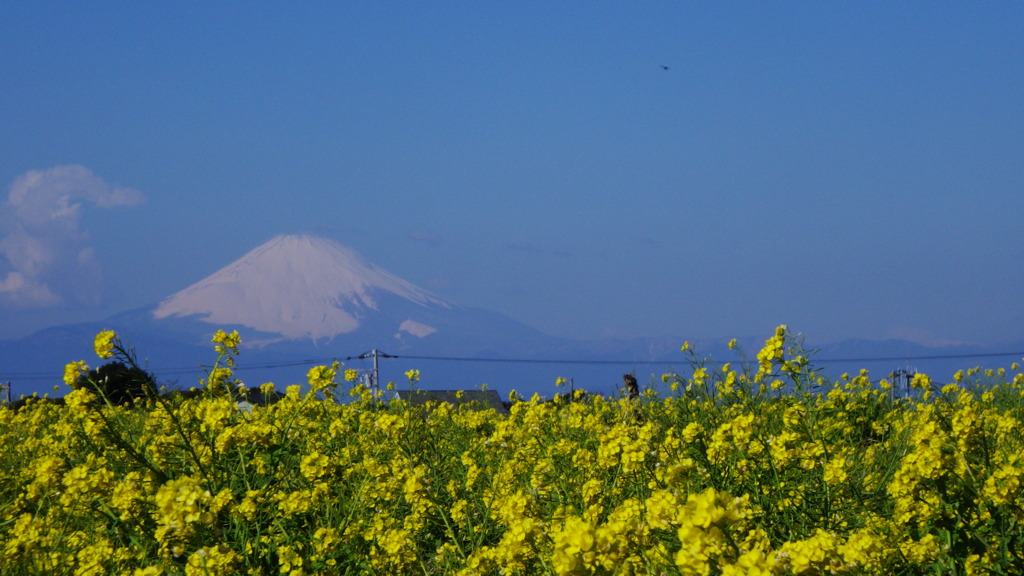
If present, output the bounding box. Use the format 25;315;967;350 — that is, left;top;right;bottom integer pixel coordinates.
153;234;450;340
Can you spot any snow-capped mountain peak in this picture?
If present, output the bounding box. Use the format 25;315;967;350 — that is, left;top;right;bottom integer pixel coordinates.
153;234;449;340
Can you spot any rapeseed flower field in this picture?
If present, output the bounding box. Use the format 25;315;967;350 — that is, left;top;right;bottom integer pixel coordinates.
2;327;1024;575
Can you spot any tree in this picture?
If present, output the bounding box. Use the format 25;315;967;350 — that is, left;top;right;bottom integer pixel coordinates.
73;361;157;407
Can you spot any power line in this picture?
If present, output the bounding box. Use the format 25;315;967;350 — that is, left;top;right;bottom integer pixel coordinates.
394;354;670;365
381;350;1024;367
4;349;1021;383
0;355;367;382
815;350;1024;364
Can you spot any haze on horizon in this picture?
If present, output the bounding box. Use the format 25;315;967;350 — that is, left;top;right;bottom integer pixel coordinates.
1;3;1022;349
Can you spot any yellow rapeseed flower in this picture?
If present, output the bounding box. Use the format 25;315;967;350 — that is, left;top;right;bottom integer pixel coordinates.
552;517;597;575
186;545;241;576
307;363;338;392
64;360;89;388
211;329;241;355
93;330;117;359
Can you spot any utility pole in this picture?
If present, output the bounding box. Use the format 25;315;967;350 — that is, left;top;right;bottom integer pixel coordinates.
2;381;9;405
371;349;380;394
358;349;395;396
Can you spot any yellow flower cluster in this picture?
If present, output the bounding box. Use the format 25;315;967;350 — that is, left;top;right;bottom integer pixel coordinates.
211;329;241;356
2;328;1024;574
756;324;788;377
93;329;117;359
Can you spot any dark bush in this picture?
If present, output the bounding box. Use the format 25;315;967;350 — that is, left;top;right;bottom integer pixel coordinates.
74;361;158;407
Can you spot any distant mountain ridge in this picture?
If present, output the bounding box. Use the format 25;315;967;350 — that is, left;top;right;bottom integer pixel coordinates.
2;234;1021;398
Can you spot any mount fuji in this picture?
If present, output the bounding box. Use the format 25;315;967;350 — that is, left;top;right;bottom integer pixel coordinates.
153;235;454;343
141;234;561;355
1;235;579;395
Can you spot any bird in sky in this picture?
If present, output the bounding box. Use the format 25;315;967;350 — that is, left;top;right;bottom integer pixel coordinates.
660;65;669;71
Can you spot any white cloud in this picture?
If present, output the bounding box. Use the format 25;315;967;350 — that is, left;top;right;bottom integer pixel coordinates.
0;165;144;309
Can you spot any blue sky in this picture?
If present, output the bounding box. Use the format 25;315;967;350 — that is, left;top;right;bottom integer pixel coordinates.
2;2;1022;347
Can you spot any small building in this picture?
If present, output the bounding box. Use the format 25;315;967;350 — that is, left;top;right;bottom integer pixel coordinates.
395;389;509;415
